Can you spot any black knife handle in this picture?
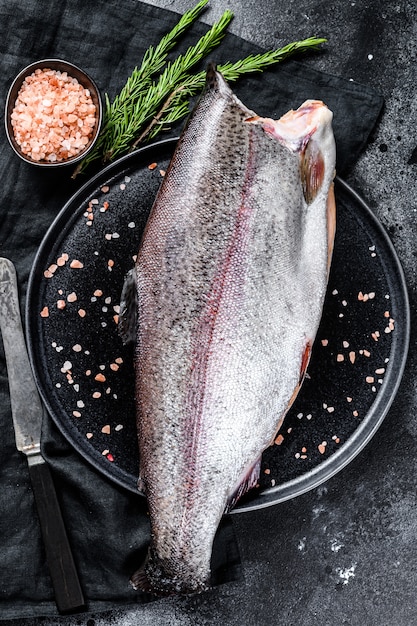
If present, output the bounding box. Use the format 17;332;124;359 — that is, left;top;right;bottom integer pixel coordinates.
27;456;85;613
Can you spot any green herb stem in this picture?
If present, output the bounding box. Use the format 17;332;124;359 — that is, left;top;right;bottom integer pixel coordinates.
109;0;209;117
131;37;327;147
101;9;233;163
72;0;326;179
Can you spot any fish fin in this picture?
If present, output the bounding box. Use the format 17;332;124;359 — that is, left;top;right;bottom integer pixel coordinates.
130;557;153;593
225;458;262;513
205;62;219;88
118;268;137;345
130;548;210;596
137;474;146;495
299;339;313;384
327;181;336;274
205;62;236;100
281;339;313;420
300;139;325;204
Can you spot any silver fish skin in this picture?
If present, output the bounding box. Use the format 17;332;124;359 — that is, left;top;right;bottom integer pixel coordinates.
129;66;336;595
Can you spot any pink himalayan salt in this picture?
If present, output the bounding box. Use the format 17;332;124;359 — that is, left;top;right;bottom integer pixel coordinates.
10;68;97;163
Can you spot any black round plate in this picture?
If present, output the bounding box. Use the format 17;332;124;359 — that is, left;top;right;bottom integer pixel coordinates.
26;138;410;512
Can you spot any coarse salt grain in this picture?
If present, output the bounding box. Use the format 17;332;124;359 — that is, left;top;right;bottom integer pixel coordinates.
11;68;97;163
70;259;84;269
318;441;327;454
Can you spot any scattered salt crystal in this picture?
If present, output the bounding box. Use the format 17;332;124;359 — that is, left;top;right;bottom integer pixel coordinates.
318;442;327;454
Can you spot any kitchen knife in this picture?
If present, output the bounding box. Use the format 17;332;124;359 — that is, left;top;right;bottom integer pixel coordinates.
0;257;85;613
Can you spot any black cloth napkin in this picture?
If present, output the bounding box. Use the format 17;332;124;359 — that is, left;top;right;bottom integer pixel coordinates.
0;0;383;619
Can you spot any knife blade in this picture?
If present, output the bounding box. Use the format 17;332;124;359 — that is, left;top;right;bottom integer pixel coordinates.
0;257;85;614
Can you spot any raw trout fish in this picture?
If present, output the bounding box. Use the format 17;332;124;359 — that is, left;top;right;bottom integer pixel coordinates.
121;65;336;595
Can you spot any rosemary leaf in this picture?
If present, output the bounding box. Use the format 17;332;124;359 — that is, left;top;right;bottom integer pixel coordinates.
101;9;233;163
74;0;214;176
134;36;327;147
110;0;209;116
73;1;326;179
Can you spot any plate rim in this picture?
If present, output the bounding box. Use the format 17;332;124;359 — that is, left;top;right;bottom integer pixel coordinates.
25;139;411;512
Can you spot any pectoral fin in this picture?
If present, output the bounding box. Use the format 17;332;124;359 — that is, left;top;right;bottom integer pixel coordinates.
118;268;137;345
225;457;262;513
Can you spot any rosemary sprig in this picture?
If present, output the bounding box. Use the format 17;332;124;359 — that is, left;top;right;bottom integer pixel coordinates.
100;8;233;163
73;1;326;178
108;0;209;119
74;3;233;177
136;37;327;146
73;0;212;177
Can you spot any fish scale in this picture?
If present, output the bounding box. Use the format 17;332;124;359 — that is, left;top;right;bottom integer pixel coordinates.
126;65;336;595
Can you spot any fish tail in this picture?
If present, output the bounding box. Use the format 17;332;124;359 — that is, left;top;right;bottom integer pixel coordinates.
130;547;210;596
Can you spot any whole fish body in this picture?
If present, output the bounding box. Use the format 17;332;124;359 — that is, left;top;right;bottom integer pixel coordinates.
126;66;336;595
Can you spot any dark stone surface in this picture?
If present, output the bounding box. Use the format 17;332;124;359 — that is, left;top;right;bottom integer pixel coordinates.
3;1;416;624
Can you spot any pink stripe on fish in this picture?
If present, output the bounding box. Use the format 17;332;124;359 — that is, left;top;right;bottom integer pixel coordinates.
180;128;258;519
